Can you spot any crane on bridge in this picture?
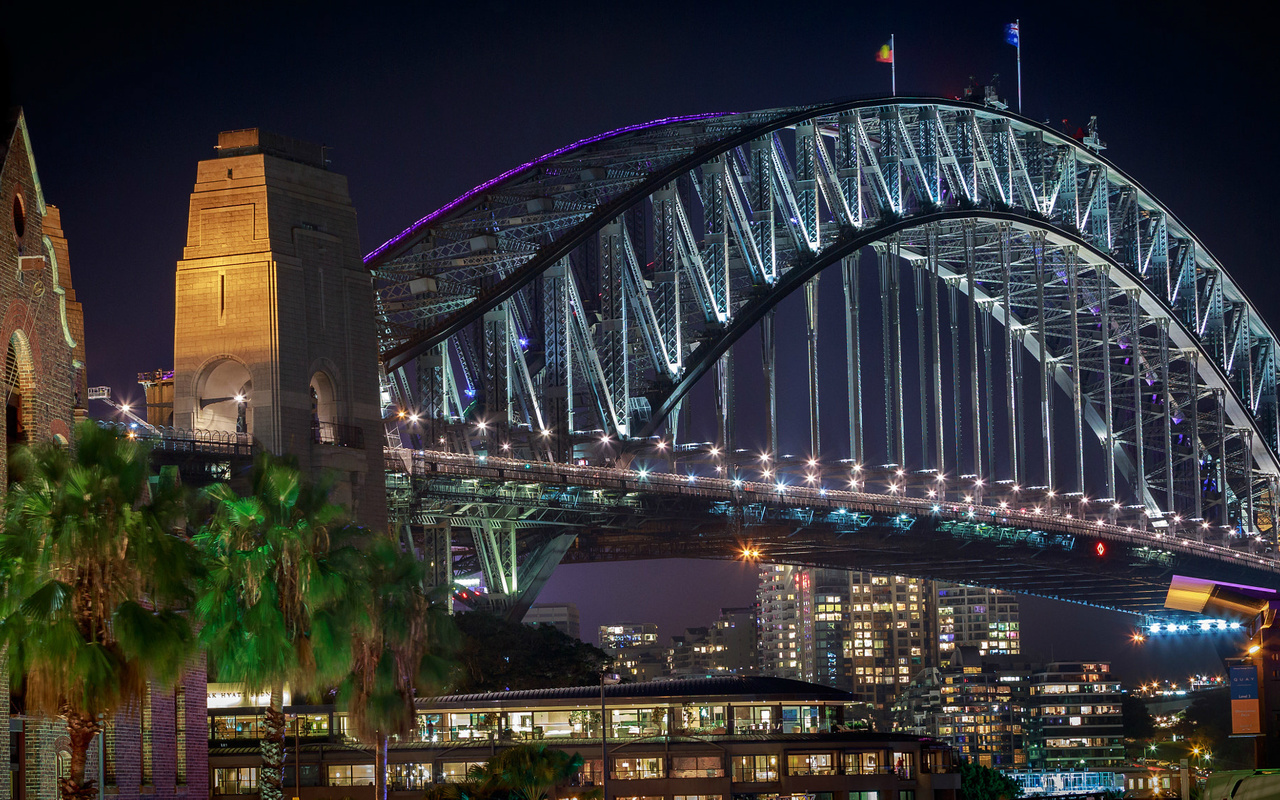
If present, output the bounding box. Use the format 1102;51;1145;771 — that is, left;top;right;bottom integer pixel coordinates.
87;385;157;433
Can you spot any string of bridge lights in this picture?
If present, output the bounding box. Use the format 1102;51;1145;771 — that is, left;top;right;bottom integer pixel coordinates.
390;414;1262;539
401;412;1249;529
1132;620;1244;642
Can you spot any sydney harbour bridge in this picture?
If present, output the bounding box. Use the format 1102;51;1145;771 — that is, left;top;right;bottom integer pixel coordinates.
356;97;1280;621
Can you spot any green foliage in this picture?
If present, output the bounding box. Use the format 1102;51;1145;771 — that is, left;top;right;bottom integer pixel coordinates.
425;743;601;800
193;452;359;694
337;533;459;744
452;612;610;693
958;759;1022;800
192;452;363;800
0;421;200;713
1171;687;1254;769
1123;693;1155;741
0;421;201;796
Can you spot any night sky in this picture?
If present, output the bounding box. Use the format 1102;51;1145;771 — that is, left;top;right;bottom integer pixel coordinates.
3;1;1272;683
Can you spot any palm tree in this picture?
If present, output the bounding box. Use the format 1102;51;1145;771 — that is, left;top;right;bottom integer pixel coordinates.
193;454;360;800
486;743;597;800
339;534;457;800
424;745;598;800
0;422;199;800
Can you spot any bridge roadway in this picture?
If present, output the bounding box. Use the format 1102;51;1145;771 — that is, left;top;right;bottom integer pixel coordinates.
387;449;1280;618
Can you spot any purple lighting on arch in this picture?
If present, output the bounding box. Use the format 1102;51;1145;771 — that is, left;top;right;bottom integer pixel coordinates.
364;111;735;264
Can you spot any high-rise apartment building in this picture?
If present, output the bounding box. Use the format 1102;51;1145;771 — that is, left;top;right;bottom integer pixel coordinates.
848;573;937;706
1027;662;1124;770
757;566;937;707
712;606;758;675
934;649;1030;769
895;653;1118;773
667;608;759;677
937;584;1021;656
758;565;812;681
524;603;581;640
600;622;666;681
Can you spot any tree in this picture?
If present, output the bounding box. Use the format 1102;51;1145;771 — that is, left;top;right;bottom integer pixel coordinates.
338;534;457;800
0;422;200;800
958;758;1022;800
193;454;359;800
1123;692;1155;741
424;744;601;800
1172;687;1253;769
484;743;598;800
452;612;610;692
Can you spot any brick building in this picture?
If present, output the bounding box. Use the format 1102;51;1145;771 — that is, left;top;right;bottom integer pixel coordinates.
2;107;207;799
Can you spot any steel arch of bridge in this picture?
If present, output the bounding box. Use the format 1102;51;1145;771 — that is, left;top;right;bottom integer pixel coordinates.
370;97;1280;542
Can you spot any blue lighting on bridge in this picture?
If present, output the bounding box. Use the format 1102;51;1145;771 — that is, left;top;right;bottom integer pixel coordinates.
1147;620;1241;635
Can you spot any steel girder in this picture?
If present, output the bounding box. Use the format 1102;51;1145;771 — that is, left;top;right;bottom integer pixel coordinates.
390;450;1280;617
370;98;1280;544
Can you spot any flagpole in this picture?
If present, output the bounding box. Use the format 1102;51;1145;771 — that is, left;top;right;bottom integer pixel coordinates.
891;33;896;96
1015;20;1022;114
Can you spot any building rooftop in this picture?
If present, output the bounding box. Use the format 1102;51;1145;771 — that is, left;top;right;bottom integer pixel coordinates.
215;128;327;168
209;728;943;758
423;676;854;706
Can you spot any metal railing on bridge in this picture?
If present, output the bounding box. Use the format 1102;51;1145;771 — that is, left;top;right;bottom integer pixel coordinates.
99;421;254;457
312;421;365;449
385;447;1280;573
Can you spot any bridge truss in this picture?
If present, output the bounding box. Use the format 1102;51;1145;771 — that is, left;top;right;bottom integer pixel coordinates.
368;98;1280;614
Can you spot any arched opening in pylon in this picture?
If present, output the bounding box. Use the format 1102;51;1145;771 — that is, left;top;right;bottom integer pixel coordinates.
310;370;338;443
197;357;252;435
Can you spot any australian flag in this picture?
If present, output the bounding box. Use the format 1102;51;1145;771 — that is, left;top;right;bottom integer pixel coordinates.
1005;22;1019;47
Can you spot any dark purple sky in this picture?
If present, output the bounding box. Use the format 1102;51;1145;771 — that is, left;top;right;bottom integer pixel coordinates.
2;1;1268;683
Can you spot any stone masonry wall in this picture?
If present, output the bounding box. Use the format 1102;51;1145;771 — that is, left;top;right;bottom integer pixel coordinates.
173;132;386;530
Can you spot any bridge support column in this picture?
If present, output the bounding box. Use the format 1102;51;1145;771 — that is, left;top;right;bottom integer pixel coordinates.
402;522;453;598
761;310;778;457
1190;355;1203;522
1160;320;1175;516
914;257;931;472
965;224;984;483
948;277;963;491
543;259;573;462
1129;290;1148;508
980;301;996;483
716;350;735;459
1216;389;1229;526
1244;429;1256;533
465;529;578;622
475;518;518;597
842;255;864;466
1000;225;1020;486
1033;231;1054;492
1068;250;1085;496
879;240;904;466
805;275;821;459
929;228;946;479
1099;267;1118;503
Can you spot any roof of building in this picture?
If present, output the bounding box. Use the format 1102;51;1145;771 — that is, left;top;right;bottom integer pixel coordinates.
209;729;943;758
424;676;854;706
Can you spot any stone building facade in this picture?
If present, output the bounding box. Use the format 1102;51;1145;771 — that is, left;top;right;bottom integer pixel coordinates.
171;128;385;529
2;107;207;799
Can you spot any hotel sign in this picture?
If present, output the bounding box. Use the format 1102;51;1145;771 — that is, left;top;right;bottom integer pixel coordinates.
1230;663;1261;736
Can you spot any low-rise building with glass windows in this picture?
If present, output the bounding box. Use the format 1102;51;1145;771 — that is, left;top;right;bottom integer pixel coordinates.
1026;662;1123;770
208;676;960;799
